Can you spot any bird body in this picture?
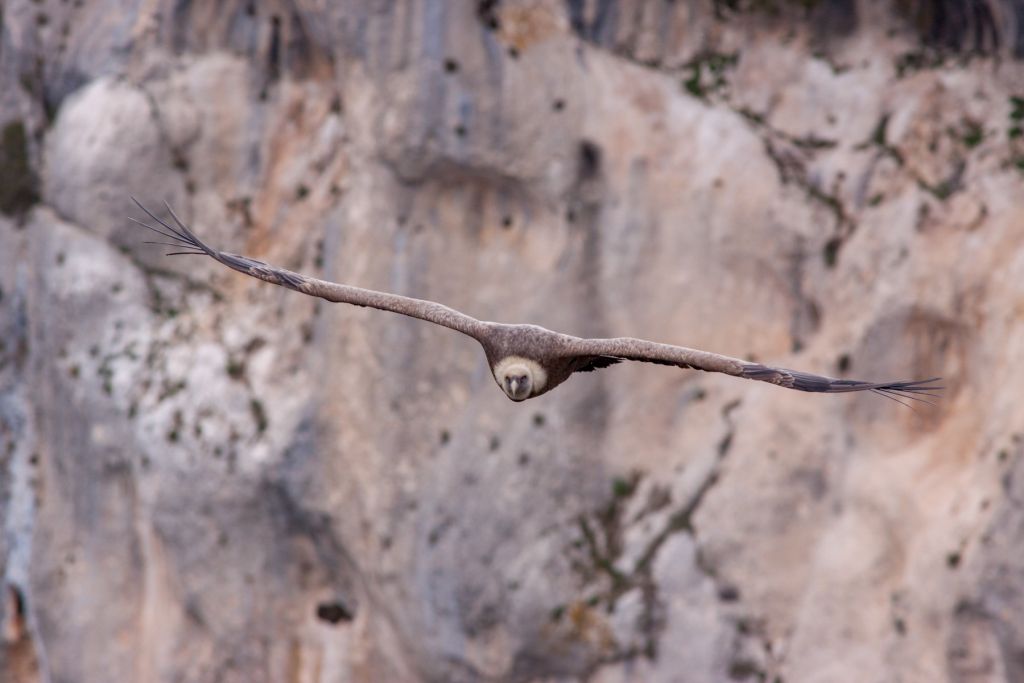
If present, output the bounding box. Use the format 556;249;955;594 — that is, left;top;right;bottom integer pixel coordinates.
130;199;941;407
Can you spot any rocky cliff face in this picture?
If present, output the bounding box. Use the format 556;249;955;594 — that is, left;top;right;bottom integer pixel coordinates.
1;1;1023;681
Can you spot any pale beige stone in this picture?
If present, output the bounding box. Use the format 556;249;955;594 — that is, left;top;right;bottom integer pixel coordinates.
0;3;1021;682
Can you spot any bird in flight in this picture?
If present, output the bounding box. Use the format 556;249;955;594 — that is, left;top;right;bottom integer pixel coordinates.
130;200;941;407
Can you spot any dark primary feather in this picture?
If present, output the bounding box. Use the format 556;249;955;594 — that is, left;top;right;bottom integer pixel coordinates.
741;363;942;405
130;198;310;292
129;198;209;255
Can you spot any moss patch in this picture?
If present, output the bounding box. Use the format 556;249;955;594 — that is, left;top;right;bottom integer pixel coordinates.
0;121;40;217
681;52;738;100
1008;96;1024;140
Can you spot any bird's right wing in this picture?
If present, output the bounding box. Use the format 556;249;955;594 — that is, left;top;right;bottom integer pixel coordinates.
130;199;487;339
565;336;941;406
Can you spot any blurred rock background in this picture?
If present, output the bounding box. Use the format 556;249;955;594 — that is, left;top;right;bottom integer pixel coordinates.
1;0;1022;681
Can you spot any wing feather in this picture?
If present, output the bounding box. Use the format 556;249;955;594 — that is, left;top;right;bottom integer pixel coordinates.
572;355;624;373
130;199;487;339
566;337;941;402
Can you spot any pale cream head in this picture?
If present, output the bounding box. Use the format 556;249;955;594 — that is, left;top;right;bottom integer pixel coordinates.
494;356;547;402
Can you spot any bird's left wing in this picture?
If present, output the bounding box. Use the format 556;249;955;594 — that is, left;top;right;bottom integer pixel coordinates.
564;336;941;405
129;199;487;339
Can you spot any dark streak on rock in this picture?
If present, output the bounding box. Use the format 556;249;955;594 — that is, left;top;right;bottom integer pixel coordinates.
0;121;40;217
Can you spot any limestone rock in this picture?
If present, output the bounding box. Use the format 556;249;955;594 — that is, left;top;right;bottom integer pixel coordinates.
1;1;1022;681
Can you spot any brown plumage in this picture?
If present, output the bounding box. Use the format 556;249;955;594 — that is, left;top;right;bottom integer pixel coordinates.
130;200;942;406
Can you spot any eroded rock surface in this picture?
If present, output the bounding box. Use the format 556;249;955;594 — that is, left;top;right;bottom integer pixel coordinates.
2;1;1023;681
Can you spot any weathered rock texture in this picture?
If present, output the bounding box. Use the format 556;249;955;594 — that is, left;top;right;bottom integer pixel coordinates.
1;1;1023;681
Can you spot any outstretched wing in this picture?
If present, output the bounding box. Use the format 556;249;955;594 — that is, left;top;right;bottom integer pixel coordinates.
565;337;941;406
130;199;487;339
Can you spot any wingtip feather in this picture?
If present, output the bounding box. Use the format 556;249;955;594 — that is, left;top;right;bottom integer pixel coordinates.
129;198;214;258
742;363;944;407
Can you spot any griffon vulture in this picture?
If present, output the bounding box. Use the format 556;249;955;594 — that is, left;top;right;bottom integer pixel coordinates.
130;200;940;406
